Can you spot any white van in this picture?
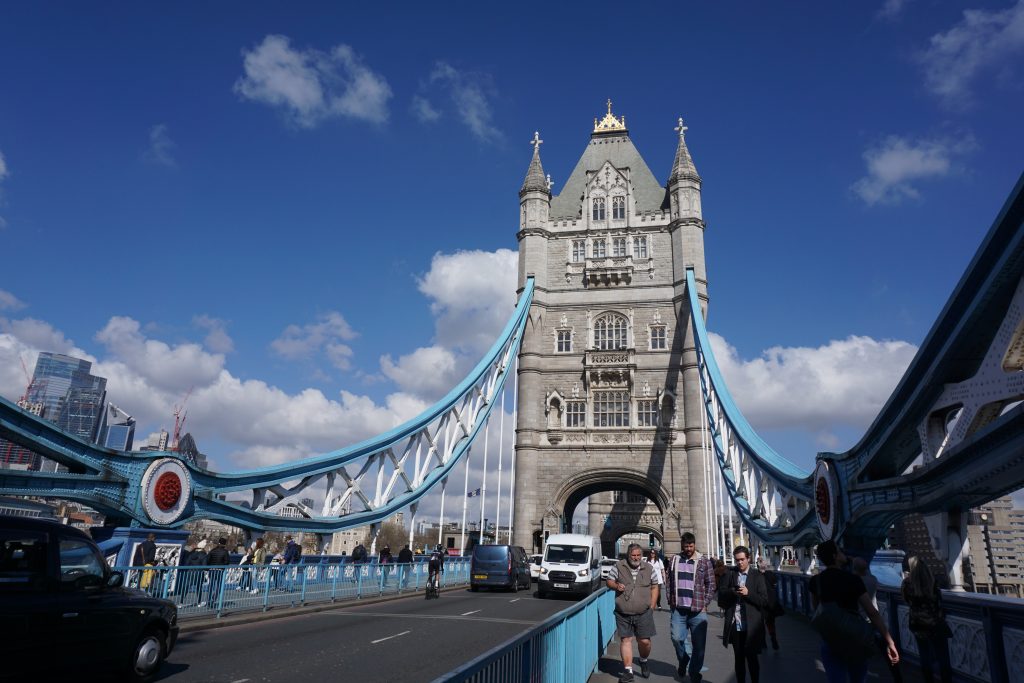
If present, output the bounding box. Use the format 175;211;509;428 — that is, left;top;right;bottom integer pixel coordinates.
537;533;603;598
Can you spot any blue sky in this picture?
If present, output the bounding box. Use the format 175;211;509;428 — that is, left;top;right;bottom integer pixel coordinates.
1;1;1023;517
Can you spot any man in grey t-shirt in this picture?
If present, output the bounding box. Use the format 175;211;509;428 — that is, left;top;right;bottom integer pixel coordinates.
607;544;662;681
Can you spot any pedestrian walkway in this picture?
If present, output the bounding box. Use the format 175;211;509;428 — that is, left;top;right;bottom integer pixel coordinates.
590;602;924;683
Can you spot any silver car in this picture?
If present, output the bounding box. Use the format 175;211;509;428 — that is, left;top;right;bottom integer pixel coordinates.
599;557;618;580
529;554;543;581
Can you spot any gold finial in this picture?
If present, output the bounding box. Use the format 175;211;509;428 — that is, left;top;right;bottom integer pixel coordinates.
593;99;627;133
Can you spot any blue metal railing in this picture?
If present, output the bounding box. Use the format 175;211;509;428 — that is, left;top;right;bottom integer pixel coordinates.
433;588;615;683
773;570;1023;683
114;558;471;620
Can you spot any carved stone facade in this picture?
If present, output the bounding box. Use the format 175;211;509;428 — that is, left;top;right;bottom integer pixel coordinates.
513;107;709;555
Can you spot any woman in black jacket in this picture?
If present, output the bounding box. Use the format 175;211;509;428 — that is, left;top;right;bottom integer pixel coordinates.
717;546;770;683
902;556;952;683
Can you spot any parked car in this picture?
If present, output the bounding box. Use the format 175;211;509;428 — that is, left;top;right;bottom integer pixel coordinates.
529;554;543;581
0;516;178;682
469;544;531;592
599;557;618;580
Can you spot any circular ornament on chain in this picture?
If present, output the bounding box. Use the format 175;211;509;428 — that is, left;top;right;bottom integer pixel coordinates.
813;460;838;540
140;458;192;525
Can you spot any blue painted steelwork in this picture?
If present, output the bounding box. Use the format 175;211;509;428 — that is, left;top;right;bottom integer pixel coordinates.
433;588;615;682
116;558;471;619
0;279;534;532
685;173;1024;551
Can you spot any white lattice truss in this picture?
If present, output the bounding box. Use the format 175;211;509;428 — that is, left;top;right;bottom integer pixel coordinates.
696;349;816;542
193;281;534;533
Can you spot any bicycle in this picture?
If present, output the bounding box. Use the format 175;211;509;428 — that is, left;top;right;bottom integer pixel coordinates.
425;571;441;599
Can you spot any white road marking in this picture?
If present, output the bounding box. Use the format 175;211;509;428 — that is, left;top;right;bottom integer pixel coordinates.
230;679;251;683
509;598;520;603
371;630;411;644
461;609;481;616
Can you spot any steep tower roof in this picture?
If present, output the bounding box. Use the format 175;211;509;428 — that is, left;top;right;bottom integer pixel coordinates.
549;102;665;219
668;117;700;184
520;131;550;197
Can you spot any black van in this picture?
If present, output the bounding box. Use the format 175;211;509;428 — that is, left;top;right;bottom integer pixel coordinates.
469;544;531;592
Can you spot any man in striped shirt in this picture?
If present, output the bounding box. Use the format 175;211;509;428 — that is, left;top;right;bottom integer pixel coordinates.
666;532;717;682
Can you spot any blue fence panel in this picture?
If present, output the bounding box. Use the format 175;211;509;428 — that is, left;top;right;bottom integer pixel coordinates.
113;557;471;621
433;588;615;683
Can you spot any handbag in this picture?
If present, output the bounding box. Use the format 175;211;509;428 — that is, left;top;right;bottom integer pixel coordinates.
810;602;877;662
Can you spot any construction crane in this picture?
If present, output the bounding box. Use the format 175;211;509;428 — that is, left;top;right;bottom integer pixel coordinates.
171;387;193;451
18;355;32;403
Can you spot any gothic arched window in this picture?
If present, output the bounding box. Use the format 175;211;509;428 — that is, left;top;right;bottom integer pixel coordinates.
612;196;625;220
592;197;606;221
594;312;628;350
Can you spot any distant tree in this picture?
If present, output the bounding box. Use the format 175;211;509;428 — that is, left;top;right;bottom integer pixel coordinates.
364;520;410;552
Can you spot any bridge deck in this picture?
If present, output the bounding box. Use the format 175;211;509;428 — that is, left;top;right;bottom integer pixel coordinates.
591;601;926;683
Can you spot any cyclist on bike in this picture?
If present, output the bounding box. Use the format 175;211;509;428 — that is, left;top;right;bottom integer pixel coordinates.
427;544;445;593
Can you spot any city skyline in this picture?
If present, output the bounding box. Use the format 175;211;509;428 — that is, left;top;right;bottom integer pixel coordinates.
1;2;1023;517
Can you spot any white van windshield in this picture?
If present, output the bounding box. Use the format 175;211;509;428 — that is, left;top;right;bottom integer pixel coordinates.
545;545;589;563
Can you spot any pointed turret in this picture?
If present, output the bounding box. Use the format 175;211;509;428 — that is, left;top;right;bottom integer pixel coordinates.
520;131;551;197
667;117;702;222
668;117;700;184
519;131;551;232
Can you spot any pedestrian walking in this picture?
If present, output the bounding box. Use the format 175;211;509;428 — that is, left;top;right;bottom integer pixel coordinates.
902;556;952;683
717;546;769;683
380;545;393;585
398;544;414;588
134;532;158;594
251;538;267;593
713;558;728;616
665;532;717;683
645;549;665;610
205;537;231;608
809;540;898;683
853;557;901;682
237;543;254;591
606;543;660;682
282;535;302;590
181;540;208;607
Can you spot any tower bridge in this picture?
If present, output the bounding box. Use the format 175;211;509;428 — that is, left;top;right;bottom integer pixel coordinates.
2;105;1024;589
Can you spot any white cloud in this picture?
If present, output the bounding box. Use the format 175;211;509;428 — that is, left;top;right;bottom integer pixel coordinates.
0;290;25;312
95;316;224;395
271;311;357;370
0;314;425;471
851;134;975;205
709;333;918;433
877;0;911;20
380;345;460;400
144;124;176;167
416;248;518;355
426;62;501;142
918;1;1024;106
411;95;441;123
235;35;392;127
193;315;234;353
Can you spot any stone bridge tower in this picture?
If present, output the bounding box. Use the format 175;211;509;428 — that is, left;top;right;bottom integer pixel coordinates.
513;104;710;556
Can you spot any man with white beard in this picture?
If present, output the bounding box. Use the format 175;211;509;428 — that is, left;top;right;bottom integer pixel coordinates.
607;543;661;681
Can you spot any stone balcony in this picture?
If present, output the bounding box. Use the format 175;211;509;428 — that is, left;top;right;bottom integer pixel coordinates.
584;255;633;286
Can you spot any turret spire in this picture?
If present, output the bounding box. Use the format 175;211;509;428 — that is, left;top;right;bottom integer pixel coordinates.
520;131;550;196
669;117;700;184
